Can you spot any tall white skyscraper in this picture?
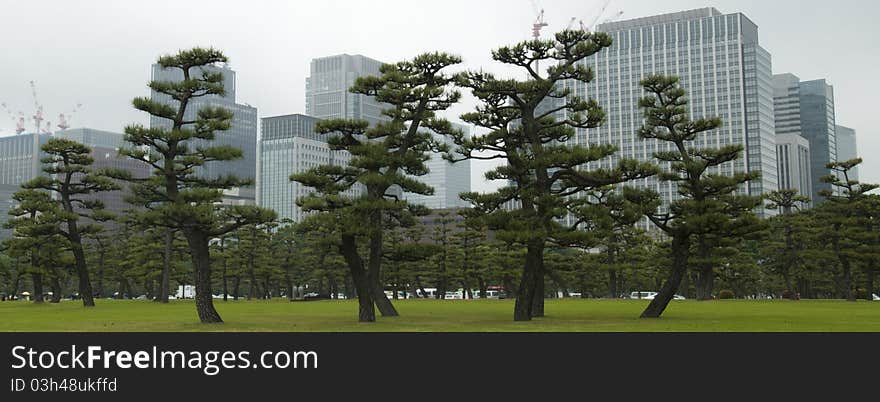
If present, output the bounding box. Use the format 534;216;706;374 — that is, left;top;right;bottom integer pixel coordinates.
570;8;778;217
776;134;812;209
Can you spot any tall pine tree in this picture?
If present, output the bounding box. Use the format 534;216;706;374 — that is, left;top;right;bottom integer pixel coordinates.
293;52;461;322
451;30;656;321
116;47;276;323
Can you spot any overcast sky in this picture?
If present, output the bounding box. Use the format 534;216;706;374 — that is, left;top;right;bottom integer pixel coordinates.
1;0;877;193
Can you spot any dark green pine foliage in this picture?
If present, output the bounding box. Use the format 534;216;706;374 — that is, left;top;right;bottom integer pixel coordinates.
450;30;657;321
626;75;763;318
20;138;119;307
570;186;652;299
818;158;877;301
292;52;461;323
4;190;67;303
117;47;276;323
764;189;812;294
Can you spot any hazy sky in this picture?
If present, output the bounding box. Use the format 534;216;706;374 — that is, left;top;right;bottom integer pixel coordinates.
1;0;877;193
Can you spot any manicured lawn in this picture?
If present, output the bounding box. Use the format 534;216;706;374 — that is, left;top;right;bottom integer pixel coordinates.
0;299;877;332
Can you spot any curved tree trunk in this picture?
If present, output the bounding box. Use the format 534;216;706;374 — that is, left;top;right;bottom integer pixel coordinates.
340;234;375;322
642;235;689;319
368;212;398;317
68;228;95;307
184;231;223;324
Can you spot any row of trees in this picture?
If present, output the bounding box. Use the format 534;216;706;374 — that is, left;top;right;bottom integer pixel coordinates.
2;32;877;325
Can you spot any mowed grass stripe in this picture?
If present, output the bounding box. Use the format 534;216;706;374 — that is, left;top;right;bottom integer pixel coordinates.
0;299;877;332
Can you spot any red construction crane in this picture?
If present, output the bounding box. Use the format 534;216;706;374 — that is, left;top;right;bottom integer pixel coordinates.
530;0;549;40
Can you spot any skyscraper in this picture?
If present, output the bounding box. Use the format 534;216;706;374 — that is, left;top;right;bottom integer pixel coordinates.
305;54;387;126
772;74;837;203
150;63;258;202
775;134;812;209
403;124;472;210
259;114;357;223
0;128;150;240
835;125;859;181
0;133;50;240
573;8;778;217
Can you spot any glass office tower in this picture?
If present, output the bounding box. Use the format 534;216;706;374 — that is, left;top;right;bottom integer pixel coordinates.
259;114;358;223
305;54;387;126
571;8;778;217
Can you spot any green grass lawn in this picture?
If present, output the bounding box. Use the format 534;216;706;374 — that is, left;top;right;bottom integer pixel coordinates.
0;298;877;332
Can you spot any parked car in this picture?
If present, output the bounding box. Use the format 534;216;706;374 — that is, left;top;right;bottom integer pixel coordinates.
873;293;879;301
444;291;463;300
673;295;687;300
630;291;658;300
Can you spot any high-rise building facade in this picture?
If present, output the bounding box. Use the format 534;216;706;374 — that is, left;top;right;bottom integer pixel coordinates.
0;133;51;240
835;125;858;181
150;64;258;202
403;124;472;210
775;134;812;209
0;128;150;239
573;8;778;217
259;114;357;223
305;54;387;126
772;74;837;203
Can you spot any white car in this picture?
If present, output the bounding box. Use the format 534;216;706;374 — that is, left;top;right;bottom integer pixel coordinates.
630;291;658;300
444;291;463;300
873;293;879;301
673;295;687;300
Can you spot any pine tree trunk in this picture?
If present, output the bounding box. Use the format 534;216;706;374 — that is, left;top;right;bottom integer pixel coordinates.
184;231;223;324
156;229;172;303
340;234;375;322
96;248;105;299
32;273;44;303
68;230;95;307
531;264;545;317
866;267;875;302
368;212;398;317
642;235;689;318
514;240;543;321
842;257;855;302
49;270;62;303
232;276;240;300
696;266;715;301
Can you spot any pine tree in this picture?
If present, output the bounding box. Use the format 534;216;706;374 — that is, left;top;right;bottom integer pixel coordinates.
764;189;812;294
450;30;657;321
116;47;276;323
18;138;118;307
292;52;461;322
818;158;877;301
626;75;763;318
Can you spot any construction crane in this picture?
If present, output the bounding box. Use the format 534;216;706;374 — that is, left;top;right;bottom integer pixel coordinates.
57;103;83;130
580;0;612;33
29;81;46;134
530;0;549;40
0;102;26;135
